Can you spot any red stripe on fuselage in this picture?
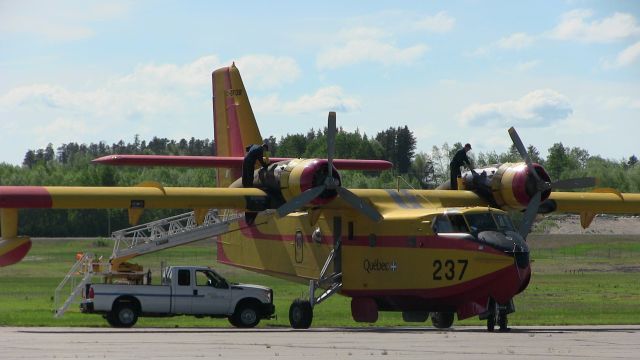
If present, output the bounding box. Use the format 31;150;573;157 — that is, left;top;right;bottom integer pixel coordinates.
343;264;530;308
237;220;502;253
0;186;52;208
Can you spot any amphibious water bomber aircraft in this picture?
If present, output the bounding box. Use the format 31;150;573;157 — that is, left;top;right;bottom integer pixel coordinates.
1;64;639;331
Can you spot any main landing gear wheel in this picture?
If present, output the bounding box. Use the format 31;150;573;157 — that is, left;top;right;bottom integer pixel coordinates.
430;312;454;329
289;299;313;329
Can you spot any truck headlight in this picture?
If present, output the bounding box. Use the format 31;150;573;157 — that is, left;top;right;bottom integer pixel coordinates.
266;289;273;303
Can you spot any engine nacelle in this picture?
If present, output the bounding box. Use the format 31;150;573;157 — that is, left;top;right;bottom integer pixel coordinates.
459;162;551;211
251;158;341;207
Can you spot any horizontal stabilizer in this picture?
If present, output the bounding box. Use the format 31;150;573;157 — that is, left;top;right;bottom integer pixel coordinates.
92;155;393;171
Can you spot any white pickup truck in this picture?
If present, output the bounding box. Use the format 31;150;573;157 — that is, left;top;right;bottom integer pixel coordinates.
80;266;275;328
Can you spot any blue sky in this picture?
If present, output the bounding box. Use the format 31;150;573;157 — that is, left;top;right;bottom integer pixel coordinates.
1;1;639;165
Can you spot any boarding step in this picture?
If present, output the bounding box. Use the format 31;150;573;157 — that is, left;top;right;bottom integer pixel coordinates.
53;252;100;318
110;209;242;263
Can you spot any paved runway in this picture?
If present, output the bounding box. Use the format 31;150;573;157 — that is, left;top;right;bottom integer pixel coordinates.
2;326;639;359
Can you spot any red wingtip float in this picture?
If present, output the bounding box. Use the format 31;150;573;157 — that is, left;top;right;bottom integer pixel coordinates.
92;155;393;171
0;238;32;267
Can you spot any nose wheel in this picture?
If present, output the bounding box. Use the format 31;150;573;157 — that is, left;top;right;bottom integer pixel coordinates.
485;298;512;332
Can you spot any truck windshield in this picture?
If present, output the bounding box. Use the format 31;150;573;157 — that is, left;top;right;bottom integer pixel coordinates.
196;270;228;289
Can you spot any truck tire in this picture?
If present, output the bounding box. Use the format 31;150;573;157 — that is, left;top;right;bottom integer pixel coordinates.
227;316;240;327
231;303;260;328
430;311;454;329
289;299;313;329
112;302;138;328
105;311;121;327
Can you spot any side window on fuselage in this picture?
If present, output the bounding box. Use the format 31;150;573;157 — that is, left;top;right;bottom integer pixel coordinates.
448;214;469;233
178;269;191;286
433;215;453;233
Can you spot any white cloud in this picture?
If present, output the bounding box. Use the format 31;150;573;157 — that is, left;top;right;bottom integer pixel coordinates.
317;26;428;69
603;41;640;68
0;54;302;133
515;60;541;72
254;86;360;115
550;9;640;43
498;32;536;49
0;1;130;42
598;96;640;110
413;12;456;33
468;32;535;58
460;89;573;127
235;55;301;89
315;10;449;70
33;118;95;146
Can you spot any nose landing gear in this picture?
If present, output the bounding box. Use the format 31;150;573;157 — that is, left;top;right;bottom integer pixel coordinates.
482;298;514;332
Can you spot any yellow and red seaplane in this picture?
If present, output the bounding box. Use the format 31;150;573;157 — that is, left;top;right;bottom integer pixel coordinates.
1;64;639;331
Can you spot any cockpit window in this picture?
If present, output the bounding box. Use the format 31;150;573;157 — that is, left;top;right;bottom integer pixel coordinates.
448;214;469;233
433;215;453;233
465;213;498;234
494;213;516;231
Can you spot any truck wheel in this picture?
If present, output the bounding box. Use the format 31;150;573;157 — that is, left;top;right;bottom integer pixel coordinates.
289;299;313;329
430;311;454;329
227;316;240;327
232;303;260;328
105;312;121;327
114;303;138;328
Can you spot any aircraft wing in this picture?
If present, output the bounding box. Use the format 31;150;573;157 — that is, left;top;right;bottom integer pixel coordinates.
0;185;268;210
92;155;393;171
547;190;640;215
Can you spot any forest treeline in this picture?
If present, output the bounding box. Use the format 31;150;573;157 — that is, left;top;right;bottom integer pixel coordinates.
1;126;638;237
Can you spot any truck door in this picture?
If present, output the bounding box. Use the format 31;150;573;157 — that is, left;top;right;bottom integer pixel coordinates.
191;269;231;315
171;268;193;314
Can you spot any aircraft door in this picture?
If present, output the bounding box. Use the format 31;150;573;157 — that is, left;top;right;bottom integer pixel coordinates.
294;230;304;263
333;216;343;274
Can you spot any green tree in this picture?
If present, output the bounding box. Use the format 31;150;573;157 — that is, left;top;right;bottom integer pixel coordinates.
546;142;568;180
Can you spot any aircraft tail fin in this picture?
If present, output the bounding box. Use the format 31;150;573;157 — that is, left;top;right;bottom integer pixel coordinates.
212;64;263;187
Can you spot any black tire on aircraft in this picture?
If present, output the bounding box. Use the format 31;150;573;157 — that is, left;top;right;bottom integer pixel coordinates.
487;298;497;332
289;299;313;329
498;309;509;332
430;311;454;329
402;311;429;322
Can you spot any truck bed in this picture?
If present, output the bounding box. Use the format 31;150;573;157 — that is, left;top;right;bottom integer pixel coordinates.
91;284;172;314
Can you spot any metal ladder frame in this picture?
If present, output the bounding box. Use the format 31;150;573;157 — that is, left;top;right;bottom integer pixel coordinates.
53;253;97;318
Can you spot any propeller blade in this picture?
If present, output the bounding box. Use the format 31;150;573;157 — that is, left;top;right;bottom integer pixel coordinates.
508;127;542;183
276;185;326;218
336;187;383;222
518;191;541;240
551;177;597;189
327;112;336;181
